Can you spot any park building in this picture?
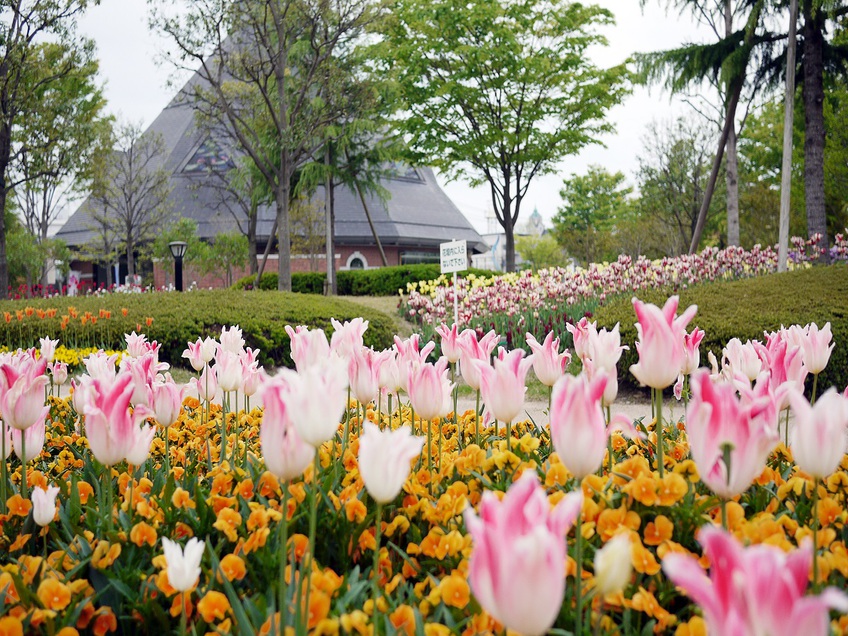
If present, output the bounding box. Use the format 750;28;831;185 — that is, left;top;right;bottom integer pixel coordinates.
55;67;484;291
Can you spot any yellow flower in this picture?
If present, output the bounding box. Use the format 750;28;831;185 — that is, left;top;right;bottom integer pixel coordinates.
91;541;122;569
643;515;674;546
130;522;158;547
197;590;230;623
439;574;470;609
37;578;72;611
389;604;416;636
213;507;242;542
623;474;658;506
219;554;247;582
0;616;23;636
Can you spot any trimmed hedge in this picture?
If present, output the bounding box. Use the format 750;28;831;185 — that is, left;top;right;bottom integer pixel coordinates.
0;290;395;369
594;264;848;392
233;264;496;296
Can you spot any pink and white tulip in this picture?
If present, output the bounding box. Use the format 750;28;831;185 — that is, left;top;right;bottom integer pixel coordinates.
663;525;848;636
31;485;60;527
525;332;570;387
475;348;533;424
788;388;848;479
285;325;331;372
685;370;779;499
630;296;696;389
259;377;314;481
358;422;424;503
407;358;453;421
464;471;583;636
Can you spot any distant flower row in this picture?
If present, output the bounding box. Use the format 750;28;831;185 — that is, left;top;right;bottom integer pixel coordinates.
402;232;848;329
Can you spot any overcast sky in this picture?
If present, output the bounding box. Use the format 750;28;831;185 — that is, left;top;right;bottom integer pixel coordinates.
77;0;713;234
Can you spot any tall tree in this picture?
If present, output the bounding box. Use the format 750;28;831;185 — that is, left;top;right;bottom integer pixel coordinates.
637;0;772;252
552;166;632;267
152;0;378;292
379;0;629;272
636;118;725;254
11;41;111;288
89;121;172;280
0;0;99;298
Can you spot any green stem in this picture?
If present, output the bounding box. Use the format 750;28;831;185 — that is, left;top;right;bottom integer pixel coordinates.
720;498;728;531
103;466;113;535
594;599;604;636
278;481;290;631
654;388;665;478
812;478;820;590
128;465;135;519
575;508;584;636
387;392;393;431
20;430;26;501
1;422;6;515
232;392;239;468
811;373;819;405
506;418;512;452
452;363;460;449
164;427;170;475
605;405;613;475
342;387;351;459
220;391;228;466
475;389;481;448
180;593;187;636
301;452;320;636
372;501;383;632
427;414;433;495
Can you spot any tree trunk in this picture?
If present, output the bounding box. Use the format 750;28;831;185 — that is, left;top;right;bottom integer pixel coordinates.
504;212;515;272
725;0;740;247
778;0;798;272
726;123;740;246
802;0;829;260
275;180;292;292
126;239;135;280
0;112;10;300
689;78;744;253
248;203;258;275
325;147;336;295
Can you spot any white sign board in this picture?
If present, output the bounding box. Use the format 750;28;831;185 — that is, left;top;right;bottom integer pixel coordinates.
440;240;468;274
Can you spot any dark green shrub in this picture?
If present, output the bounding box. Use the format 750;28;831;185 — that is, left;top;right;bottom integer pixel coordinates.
0;290;395;369
594;264;848;392
233;264;496;296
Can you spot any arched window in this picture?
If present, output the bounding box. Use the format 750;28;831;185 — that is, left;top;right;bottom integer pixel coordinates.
346;251;368;270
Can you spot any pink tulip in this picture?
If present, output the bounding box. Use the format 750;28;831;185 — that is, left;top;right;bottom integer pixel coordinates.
526;332;571;387
584;323;627;373
566;316;594;361
757;333;807;410
789;388;848;479
663;525;848;636
685;370;779;499
83;351;119;380
464;471;583;636
214;349;243;393
457;329;499;391
358;422;424;503
475;348;533;423
182;338;211;372
49;361;68;386
681;327;705;375
219;325;245;354
119;352;157;407
281;358;348;448
152;379;185;428
550;372;640;479
0;354;49;431
348;346;386;405
241;363;264;399
125;422;157;466
800;322;834;375
83;373;154;466
11;420;45;463
435;323;463;363
393;334;436;369
125;331;153;358
285;325;331;372
723;338;763;382
378;350;405;395
407;358;453;421
259;377;314;481
330;317;369;360
191;364;218;403
32;484;59;527
39;337;59;363
630;296;696;389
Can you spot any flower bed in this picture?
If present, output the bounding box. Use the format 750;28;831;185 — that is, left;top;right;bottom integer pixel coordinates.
402;233;848;353
0;304;847;635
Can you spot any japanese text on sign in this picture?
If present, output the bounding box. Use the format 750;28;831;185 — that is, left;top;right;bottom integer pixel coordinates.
440;240;468;274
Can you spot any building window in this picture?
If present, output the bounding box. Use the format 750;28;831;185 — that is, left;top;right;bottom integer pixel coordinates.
346;251;368;270
182;138;235;174
400;251;440;265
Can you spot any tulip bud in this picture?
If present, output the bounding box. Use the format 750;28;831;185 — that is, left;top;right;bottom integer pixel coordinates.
594;533;633;596
358;423;424;504
161;537;205;592
31;485;60;527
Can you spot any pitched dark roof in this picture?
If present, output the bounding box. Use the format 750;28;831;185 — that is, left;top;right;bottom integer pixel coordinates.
56;69;484;254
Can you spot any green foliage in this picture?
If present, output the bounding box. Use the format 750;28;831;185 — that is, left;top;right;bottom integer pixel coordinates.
378;0;630;270
514;234;570;270
636;117;725;255
552;165;633;266
594;264;848;392
152;218;210;270
233;264;497;296
0;290;395;369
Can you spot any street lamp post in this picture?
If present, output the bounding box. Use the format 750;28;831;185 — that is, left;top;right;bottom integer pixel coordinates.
168;241;188;291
